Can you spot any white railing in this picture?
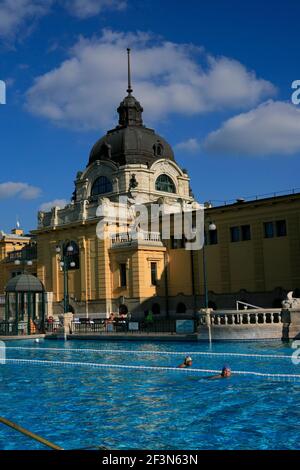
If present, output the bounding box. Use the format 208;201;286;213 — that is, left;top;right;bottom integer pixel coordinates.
111;230;161;245
198;309;282;326
111;232;131;244
236;300;262;310
135;231;161;242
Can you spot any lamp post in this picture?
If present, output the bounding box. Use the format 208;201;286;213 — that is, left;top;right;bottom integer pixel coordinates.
55;243;75;313
203;222;217;309
14;258;33;272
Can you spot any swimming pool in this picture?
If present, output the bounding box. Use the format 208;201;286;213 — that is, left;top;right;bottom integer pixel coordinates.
0;339;300;450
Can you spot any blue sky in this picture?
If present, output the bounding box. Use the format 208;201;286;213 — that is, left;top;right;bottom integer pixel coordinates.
1;0;300;233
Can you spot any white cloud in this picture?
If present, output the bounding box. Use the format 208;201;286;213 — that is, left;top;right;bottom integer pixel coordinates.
204;100;300;156
174;138;201;154
63;0;126;18
25;30;276;130
39;198;68;211
0;182;41;199
0;0;52;40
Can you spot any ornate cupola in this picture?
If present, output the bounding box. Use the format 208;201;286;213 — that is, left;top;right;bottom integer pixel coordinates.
117;94;144;128
88;49;175;167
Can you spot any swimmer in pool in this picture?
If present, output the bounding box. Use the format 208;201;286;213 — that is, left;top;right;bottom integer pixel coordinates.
209;365;232;379
178;356;193;368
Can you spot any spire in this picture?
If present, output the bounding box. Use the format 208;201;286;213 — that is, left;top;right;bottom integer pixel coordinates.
117;48;144;128
127;48;133;95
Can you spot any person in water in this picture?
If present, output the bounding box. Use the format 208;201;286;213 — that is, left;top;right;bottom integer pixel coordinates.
178;356;193;368
209;365;232;379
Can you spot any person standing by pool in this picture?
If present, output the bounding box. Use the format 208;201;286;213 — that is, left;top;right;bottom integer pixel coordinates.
145;310;154;328
208;365;232;379
178;356;193;368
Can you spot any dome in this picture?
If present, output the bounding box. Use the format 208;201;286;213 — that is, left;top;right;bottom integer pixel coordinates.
88;125;175;167
5;273;45;293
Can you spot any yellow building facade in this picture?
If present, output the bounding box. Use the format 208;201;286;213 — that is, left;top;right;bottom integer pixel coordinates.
30;83;199;318
0;229;37;292
1;82;300;318
201;192;300;309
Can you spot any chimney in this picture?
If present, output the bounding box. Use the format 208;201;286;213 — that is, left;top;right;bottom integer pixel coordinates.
11;228;24;236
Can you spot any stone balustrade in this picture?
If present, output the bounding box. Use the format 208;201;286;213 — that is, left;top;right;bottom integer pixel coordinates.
197;308;284;341
198;309;282;327
111;230;162;246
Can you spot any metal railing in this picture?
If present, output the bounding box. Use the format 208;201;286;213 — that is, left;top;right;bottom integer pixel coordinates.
207;187;300;207
198;309;282;326
0;321;16;336
72;320;108;334
236;300;262;310
44;321;62;333
71;318;196;334
0;321;44;336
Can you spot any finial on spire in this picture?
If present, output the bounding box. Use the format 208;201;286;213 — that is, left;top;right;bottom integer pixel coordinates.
117;48;143;127
127;48;133;95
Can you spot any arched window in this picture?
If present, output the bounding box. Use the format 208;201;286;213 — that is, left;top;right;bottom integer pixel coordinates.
176;302;187;314
155;174;176;193
91;176;112;196
119;304;128;316
153;143;163;157
152;303;161;315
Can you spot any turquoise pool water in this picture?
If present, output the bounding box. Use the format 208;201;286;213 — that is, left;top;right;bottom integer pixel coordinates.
0;339;300;450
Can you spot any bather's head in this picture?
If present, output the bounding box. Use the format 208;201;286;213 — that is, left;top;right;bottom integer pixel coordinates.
184;356;193;367
221;365;231;377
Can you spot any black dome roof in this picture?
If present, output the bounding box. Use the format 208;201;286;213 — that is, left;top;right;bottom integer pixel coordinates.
5;274;45;293
88;124;175;167
88;87;174;167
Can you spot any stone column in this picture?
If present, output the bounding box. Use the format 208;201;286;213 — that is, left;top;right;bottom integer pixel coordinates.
48;240;60;302
281;308;300;341
197;308;213;343
58;312;74;335
96;226;113;315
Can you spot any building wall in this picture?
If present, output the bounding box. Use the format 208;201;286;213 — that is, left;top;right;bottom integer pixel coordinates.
36;222;97;303
167;248;193;297
0;231;34;294
202;194;300;307
35;220;169;316
19;193;300;316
